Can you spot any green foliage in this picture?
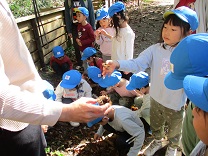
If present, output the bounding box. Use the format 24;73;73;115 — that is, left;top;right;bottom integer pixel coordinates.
45;147;65;156
9;0;33;18
8;0;63;18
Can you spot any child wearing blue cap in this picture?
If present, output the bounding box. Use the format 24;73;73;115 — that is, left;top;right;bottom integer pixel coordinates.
163;33;208;155
74;7;95;68
88;96;145;156
126;72;151;132
81;47;103;71
50;46;73;76
183;75;208;156
55;70;92;127
108;2;135;61
99;71;137;108
103;6;199;156
64;0;95;67
107;1;135;80
94;8;114;62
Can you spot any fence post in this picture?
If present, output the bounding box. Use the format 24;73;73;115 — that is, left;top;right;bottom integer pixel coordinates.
31;19;45;69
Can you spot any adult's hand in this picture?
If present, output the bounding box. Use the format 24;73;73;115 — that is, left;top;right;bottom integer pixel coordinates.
68;33;72;38
59;97;111;123
102;60;120;77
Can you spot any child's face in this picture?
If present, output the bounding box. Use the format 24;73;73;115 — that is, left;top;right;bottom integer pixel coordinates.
192;107;208;144
162;22;183;46
76;12;86;24
87;57;93;63
99;18;110;28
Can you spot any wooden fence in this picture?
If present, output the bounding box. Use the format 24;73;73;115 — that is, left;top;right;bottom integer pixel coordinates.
16;7;68;70
16;0;110;70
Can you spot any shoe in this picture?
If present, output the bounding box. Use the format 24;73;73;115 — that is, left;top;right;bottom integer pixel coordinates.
143;139;162;156
70;122;80;127
165;146;181;156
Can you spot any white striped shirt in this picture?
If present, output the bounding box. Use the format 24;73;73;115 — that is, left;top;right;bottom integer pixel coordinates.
0;0;62;131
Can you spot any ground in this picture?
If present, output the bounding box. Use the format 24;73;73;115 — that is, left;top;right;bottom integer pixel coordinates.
40;0;174;155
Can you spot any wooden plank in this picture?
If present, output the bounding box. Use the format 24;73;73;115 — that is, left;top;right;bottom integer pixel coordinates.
42;34;67;56
21;29;35;44
40;27;66;45
25;40;37;54
17;20;32;33
38;18;65;35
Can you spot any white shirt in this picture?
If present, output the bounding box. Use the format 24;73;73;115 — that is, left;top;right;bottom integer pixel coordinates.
0;0;62;131
111;25;135;60
55;79;92;102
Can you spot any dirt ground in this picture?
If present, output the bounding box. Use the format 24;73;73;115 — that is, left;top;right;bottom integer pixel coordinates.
41;0;175;155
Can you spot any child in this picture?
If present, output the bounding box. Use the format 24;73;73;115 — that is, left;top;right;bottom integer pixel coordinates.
75;7;95;70
126;71;151;132
50;46;73;76
99;71;137;108
164;34;208;155
81;47;103;71
108;2;135;80
183;75;208;156
102;6;199;155
88;96;145;156
55;70;92;127
64;0;95;66
94;8;114;62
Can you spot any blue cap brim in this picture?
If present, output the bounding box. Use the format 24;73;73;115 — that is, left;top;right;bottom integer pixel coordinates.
87;117;103;127
98;78;109;88
60;82;77;89
126;84;135;90
183;75;208;112
43;89;56;101
81;56;87;61
87;103;104;127
96;15;109;21
164;72;184;90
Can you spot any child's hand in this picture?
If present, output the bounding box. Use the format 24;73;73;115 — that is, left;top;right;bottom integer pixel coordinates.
102;60;119;77
94;133;102;141
76;38;82;46
100;29;113;39
94;30;101;36
68;33;72;38
100;29;107;36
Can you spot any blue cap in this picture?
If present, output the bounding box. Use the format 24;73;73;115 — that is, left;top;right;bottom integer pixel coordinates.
42;80;56;100
74;7;89;17
81;47;97;60
96;8;109;20
87;103;103;127
163;6;198;31
164;33;208;90
99;71;122;87
52;46;64;58
108;2;125;17
60;70;81;89
87;66;102;83
183;75;208;112
126;72;149;90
